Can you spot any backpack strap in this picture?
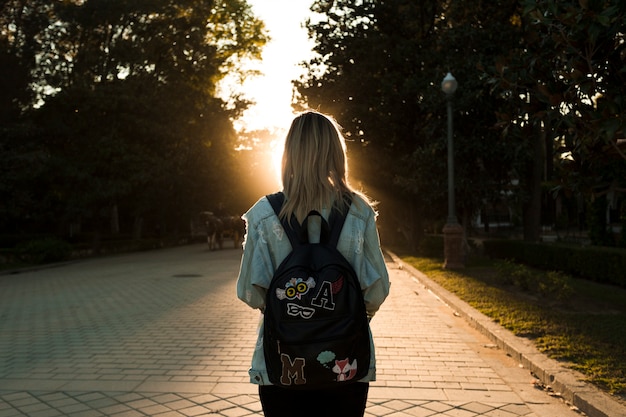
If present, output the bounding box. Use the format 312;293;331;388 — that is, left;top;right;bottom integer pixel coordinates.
327;193;352;247
266;192;301;247
265;192;352;248
266;192;285;219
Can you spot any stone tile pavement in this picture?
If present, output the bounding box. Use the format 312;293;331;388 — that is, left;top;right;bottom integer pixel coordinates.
0;244;622;416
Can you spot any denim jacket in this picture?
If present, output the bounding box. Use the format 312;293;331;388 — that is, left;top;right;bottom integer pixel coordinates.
236;192;390;385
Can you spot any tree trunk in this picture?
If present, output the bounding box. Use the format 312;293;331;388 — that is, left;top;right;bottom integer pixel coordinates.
110;204;120;235
543;118;555;227
522;123;544;241
133;216;144;240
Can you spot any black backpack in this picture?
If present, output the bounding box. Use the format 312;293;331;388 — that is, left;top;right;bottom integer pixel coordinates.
263;192;371;389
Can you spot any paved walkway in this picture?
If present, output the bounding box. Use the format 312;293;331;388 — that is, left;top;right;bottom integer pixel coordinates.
0;244;622;417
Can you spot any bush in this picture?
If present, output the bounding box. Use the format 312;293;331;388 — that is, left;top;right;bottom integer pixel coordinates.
0;234;50;248
495;259;574;300
17;238;72;264
495;259;532;289
417;235;443;258
540;270;574;300
484;239;626;287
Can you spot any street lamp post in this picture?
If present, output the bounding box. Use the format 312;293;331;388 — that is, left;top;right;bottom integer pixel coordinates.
441;72;464;269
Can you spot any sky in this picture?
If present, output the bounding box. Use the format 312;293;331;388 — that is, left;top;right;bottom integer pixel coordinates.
235;0;317;132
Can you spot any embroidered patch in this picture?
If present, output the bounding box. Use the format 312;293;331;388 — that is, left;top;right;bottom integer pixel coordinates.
333;358;358;381
276;277;316;300
272;221;284;240
311;275;343;310
331;275;344;293
355;231;364;254
280;353;307;385
317;350;336;368
286;303;315;318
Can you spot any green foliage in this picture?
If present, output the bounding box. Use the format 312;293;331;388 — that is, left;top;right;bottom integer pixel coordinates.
297;0;530;236
297;0;626;244
0;0;268;239
0;1;42;123
416;235;444;258
401;254;626;396
495;259;573;300
589;195;613;246
495;259;534;289
16;238;72;264
484;239;626;287
490;0;626;239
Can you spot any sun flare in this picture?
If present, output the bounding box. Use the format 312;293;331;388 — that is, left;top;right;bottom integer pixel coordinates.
225;0;317;132
269;132;286;189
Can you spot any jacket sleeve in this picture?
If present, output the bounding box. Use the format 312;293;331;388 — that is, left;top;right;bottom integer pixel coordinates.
236;205;274;310
361;206;390;318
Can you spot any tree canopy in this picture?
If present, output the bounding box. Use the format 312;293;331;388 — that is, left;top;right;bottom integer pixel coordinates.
0;0;268;241
295;0;626;246
2;0;625;249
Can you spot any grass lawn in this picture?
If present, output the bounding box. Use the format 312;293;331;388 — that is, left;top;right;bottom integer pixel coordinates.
393;249;626;401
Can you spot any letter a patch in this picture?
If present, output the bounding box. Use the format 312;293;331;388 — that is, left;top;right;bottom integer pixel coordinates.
311;275;343;310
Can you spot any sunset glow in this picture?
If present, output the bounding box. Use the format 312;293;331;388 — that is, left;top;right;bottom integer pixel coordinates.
232;0;317;132
270;135;285;188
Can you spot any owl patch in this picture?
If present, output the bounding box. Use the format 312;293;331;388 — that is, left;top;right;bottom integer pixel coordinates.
275;277;316;300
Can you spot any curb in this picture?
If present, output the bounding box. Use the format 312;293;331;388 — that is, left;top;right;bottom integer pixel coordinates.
386;251;626;417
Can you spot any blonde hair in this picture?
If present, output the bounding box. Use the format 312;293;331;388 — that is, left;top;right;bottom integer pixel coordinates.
280;111;355;222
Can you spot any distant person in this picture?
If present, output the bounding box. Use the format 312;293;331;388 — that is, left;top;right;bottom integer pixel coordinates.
236;110;390;417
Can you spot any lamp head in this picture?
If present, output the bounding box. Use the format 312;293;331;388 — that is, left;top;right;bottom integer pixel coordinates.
441;72;458;95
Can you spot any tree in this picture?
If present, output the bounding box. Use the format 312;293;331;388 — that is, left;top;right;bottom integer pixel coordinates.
489;0;626;241
0;0;268;240
0;0;53;122
296;0;522;247
0;1;55;233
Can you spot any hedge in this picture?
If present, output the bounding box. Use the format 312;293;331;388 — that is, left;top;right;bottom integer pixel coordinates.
483;239;626;287
15;238;73;265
